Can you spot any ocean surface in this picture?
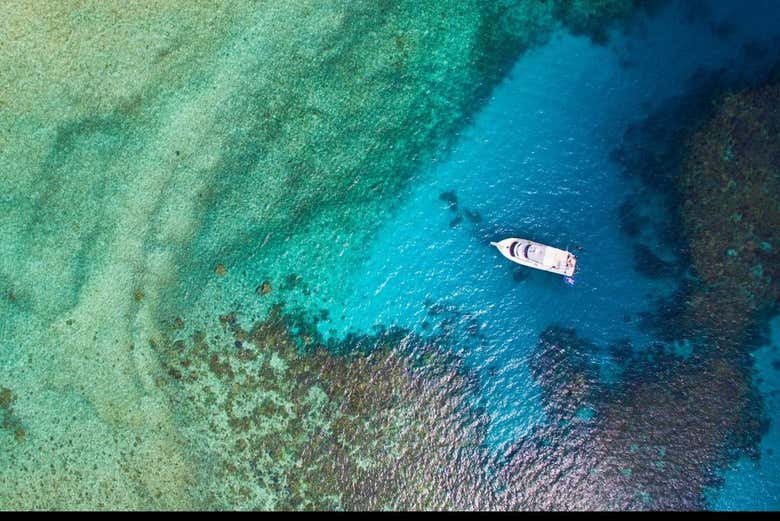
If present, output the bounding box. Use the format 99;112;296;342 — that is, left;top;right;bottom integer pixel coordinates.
329;0;780;509
0;0;778;511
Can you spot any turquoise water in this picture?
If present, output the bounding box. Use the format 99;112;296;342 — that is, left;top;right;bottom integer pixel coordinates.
711;316;780;510
320;0;780;509
0;0;778;511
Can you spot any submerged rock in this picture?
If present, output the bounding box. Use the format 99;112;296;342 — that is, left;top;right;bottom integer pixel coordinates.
438;190;458;211
256;280;272;296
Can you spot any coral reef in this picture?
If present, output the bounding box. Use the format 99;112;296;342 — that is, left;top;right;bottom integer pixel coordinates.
527;327;601;421
611;69;735;269
497;327;767;510
679;83;780;344
149;307;748;511
149;304;767;510
613;61;780;347
599;77;780;510
156;305;490;510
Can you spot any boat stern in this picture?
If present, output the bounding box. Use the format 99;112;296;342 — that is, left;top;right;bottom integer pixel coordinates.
564;252;577;277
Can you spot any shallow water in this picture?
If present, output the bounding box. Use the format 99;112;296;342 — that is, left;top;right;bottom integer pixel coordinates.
0;0;778;511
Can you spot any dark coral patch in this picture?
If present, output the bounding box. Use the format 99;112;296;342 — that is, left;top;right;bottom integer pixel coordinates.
439;190;458;211
553;0;666;45
0;387;13;410
633;244;678;279
463;208;482;223
283;274;303;289
0;387;24;442
528;327;600;419
618;199;644;237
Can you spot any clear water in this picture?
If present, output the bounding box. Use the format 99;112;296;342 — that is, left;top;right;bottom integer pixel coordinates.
327;34;673;448
320;0;780;509
0;0;778;511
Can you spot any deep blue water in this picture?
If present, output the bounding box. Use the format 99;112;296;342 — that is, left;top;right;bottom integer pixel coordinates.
323;0;780;509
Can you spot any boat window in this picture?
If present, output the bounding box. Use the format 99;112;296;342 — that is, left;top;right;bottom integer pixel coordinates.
525;244;546;263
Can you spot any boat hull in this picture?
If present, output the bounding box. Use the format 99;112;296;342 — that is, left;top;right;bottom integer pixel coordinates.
491;238;576;277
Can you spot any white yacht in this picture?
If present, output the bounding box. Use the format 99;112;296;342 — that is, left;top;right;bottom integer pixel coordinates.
491;238;577;278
